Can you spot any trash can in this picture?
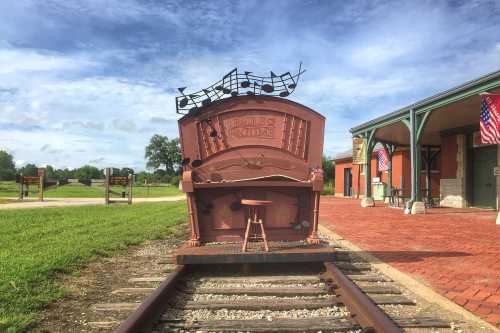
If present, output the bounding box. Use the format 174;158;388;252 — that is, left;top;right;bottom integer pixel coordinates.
372;182;386;201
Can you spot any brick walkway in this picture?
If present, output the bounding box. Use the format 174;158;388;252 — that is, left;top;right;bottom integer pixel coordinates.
320;196;500;327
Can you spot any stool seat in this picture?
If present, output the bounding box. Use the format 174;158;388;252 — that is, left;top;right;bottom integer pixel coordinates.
241;198;272;252
240;199;272;206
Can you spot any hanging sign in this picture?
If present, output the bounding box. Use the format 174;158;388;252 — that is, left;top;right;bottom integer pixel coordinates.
352;137;367;165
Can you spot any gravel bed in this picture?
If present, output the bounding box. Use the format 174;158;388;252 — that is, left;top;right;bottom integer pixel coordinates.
163;306;351;321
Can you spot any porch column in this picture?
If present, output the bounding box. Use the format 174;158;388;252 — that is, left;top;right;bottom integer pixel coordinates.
409;108;431;214
361;130;376;207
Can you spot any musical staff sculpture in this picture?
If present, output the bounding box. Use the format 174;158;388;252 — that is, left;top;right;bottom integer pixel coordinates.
175;63;305;115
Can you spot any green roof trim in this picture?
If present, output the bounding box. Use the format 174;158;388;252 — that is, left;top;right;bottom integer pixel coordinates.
350;69;500;135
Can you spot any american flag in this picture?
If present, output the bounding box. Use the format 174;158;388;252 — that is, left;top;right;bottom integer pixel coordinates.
480;94;500;144
376;148;389;171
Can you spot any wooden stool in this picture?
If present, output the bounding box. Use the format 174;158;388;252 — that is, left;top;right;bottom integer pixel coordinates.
241;199;272;252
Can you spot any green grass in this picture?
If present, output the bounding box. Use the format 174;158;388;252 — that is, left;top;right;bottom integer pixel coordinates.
0;201;187;332
0;181;181;198
321;182;335;195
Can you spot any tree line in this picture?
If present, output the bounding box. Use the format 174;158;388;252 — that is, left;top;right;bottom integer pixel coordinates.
0;134;181;185
0;134;332;186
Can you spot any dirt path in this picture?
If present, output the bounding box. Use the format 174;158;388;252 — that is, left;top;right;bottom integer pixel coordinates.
0;195;186;209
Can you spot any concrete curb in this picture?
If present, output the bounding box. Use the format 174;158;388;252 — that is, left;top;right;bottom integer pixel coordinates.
319;223;500;332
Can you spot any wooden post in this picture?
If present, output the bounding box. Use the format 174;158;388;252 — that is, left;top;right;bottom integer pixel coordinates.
307;169;323;245
186;192;201;246
37;168;45;202
128;174;133;205
307;191;321;244
18;174;23;200
104;168;111;205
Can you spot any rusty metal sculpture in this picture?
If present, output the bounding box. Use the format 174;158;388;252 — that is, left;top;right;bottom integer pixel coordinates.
177;66;324;248
176;63;305;115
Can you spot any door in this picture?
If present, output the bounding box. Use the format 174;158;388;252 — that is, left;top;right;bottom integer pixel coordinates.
471;145;497;208
343;168;352;197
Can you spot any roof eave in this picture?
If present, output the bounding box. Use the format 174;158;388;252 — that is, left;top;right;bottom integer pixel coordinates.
350;69;500;134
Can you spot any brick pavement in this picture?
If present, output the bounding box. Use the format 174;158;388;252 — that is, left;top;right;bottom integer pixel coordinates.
320;196;500;327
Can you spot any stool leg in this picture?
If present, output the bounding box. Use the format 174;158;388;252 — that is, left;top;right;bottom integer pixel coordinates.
259;219;269;252
242;208;252;252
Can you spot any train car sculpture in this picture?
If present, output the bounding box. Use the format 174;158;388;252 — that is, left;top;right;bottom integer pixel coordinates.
177;65;325;249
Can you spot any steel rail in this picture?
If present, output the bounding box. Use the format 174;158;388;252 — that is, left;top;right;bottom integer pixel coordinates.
323;262;402;333
114;265;188;333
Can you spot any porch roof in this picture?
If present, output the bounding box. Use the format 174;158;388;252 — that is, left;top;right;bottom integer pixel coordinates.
350;70;500;145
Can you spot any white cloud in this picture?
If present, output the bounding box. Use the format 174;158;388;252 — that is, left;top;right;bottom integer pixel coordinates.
0;47;98;74
1;0;500;163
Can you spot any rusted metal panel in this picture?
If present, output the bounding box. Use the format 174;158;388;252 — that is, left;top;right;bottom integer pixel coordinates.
174;242;336;265
178;95;325;246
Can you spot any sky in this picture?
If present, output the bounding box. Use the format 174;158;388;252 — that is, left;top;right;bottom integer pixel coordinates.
1;0;500;171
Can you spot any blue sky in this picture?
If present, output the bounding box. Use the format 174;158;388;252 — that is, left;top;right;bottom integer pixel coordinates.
1;0;499;170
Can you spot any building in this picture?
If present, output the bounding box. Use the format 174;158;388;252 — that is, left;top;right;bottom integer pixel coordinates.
334;70;500;212
334;148;441;199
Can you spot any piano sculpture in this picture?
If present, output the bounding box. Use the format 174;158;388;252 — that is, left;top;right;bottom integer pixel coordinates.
177;66;325;248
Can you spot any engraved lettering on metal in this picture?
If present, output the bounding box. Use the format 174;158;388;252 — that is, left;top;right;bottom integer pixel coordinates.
229;117;276;139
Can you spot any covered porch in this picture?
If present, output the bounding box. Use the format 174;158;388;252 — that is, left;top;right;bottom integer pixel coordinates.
350;70;500;213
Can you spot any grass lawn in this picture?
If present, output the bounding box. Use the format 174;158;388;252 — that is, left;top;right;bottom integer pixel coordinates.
0;201;187;332
0;181;181;198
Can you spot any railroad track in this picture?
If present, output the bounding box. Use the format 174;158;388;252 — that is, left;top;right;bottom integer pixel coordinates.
102;254;452;333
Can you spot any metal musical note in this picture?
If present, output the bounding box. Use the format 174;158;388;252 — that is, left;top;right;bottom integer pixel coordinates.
178;87;189;108
201;89;212;107
278;74;290;97
262;71;276;93
175;63;306;115
280;72;295;90
241;71;252;88
218;68;237;95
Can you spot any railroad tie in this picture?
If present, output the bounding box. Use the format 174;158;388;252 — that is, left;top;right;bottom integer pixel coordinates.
189;286;328;296
160;317;359;332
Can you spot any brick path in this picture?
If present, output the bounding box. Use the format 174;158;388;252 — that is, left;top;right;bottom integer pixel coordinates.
320;196;500;327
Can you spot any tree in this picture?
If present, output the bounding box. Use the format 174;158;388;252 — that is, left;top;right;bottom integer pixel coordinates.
145;135;181;175
135;171;152;184
322;155;334;185
0;150;16;180
44;165;56;179
120;167;134;176
53;168;74;181
19;163;38;177
75;165;101;180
